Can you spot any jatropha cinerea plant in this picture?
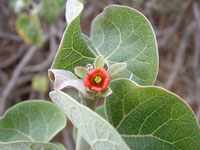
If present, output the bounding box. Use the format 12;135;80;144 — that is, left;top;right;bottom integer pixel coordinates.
48;0;200;150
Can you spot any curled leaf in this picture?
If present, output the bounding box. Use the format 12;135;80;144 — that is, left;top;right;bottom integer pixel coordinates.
48;69;94;99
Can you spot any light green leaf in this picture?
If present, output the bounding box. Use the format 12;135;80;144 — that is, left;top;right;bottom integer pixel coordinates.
9;0;31;13
94;55;105;69
0;100;66;142
73;105;107;143
74;67;88;79
16;12;42;46
32;74;49;93
50;91;130;150
105;79;200;150
51;0;96;72
91;6;158;85
108;62;127;80
41;0;66;25
0;142;66;150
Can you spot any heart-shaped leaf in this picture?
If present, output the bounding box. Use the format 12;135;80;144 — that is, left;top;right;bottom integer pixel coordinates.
0;100;66;142
16;12;43;46
51;0;96;72
91;6;158;86
0;142;66;150
52;1;158;86
105;79;200;150
50;91;130;150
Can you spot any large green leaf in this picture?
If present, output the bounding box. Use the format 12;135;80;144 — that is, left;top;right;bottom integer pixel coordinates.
0;100;66;142
52;1;158;86
91;6;158;85
0;142;66;150
50;91;130;150
41;0;66;25
105;79;200;150
16;12;43;46
51;0;96;72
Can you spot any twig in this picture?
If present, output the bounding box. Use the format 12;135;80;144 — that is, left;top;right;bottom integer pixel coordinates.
193;2;200;121
29;89;37;100
13;86;32;98
193;2;200;30
16;74;35;86
158;0;194;48
0;32;22;42
165;21;196;90
0;70;8;86
39;92;46;100
62;125;75;150
0;45;28;68
0;46;37;116
23;26;57;73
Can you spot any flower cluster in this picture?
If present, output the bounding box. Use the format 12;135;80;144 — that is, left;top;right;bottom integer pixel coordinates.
74;55;127;95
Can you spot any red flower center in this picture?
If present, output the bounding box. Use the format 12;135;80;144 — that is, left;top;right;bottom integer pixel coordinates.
84;68;110;92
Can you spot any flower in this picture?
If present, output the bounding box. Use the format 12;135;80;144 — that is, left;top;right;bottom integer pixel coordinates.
84;68;110;92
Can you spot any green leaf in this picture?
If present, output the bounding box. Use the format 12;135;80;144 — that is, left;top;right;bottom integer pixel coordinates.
94;55;105;68
105;79;200;150
50;91;130;150
108;62;127;80
74;67;88;79
91;6;158;85
51;0;96;72
32;74;49;92
0;100;66;142
52;2;158;86
41;0;66;25
0;142;66;150
16;12;43;46
9;0;31;13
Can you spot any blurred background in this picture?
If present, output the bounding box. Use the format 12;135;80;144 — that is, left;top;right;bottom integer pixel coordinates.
0;0;200;149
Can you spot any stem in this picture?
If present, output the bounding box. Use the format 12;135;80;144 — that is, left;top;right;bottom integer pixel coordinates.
76;93;98;150
76;132;90;150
